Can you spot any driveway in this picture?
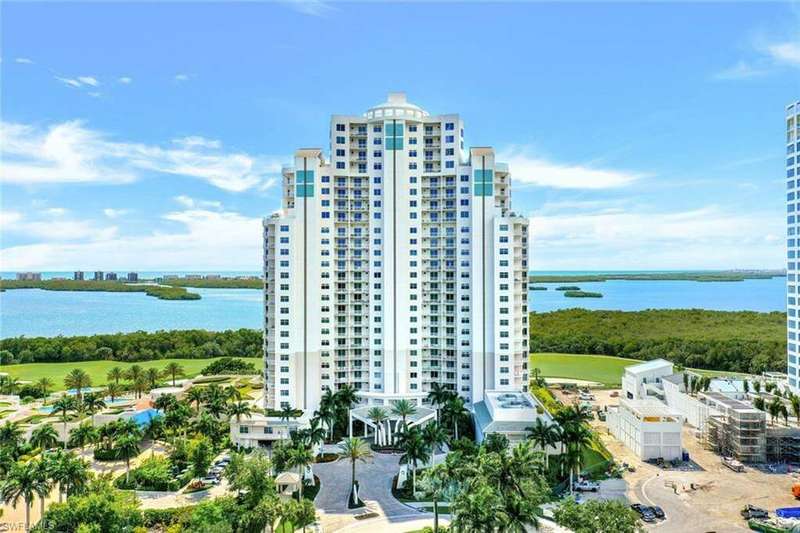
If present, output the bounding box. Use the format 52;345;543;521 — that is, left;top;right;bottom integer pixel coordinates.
314;451;426;532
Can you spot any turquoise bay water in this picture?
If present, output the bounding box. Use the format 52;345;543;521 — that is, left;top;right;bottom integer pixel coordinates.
0;274;786;338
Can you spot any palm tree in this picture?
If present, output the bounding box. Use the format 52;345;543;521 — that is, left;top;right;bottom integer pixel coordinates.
564;424;592;493
69;422;98;451
105;382;123;404
391;399;417;436
419;463;451;533
338;437;373;506
367;407;388;446
782;404;790;427
791;395;800;425
317;388;338;441
115;433;140;483
162;362;185;387
0;421;24;452
186;387;205;413
526;418;558;470
51;395;74;448
144;367;162;390
398;427;431;495
132;375;149;399
769;397;783;425
301;417;326;450
36;378;53;404
64;369;91;402
288;445;315;500
123;365;144;387
1;460;48;531
753;396;766;412
753;380;762;394
427;383;452;422
153;393;178;414
30;424;59;451
107;366;124;386
279;404;297;439
421;422;448;457
32;458;52;523
82;393;106;425
743;380;750;394
442;395;468;440
204;385;228;418
48;452;90;502
144;416;167;457
224;385;242;403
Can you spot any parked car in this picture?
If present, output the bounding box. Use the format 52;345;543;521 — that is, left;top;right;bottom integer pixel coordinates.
574;480;600;492
741;505;769;520
201;476;221;485
630;503;644;515
651;506;665;519
641;509;656;523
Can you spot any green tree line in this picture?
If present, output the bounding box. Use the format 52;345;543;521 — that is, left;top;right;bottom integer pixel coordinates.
0;328;261;364
0;279;200;300
529;308;786;374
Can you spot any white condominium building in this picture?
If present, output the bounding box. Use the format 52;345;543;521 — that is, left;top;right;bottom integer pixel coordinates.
788;100;800;392
262;93;530;415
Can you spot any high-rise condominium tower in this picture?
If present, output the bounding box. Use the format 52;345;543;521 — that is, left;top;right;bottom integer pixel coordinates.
263;93;529;415
788;100;800;392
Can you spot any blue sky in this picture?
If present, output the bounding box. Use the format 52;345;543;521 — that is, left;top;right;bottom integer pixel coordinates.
2;1;799;271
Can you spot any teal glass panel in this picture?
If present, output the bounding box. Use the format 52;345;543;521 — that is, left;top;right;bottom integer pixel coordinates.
297;170;314;184
473;184;494;196
473;169;494;183
386;138;403;150
296;184;314;197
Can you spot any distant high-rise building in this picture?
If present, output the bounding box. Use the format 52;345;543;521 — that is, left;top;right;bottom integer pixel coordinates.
73;271;84;281
93;271;104;281
105;273;118;281
16;272;42;281
127;272;139;282
788;100;800;391
261;93;529;416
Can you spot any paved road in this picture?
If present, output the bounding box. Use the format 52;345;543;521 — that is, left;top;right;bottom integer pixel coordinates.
314;451;425;532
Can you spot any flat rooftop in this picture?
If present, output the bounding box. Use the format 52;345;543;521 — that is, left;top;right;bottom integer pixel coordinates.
620;398;682;419
474;390;552;435
701;391;761;414
624;358;673;375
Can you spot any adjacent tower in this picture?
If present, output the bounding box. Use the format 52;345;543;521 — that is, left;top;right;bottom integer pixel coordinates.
788;100;800;391
263;93;529;415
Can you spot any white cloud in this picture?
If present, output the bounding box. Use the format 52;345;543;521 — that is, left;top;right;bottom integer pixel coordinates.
55;76;82;88
172;136;221;150
531;204;782;269
2;210;118;243
766;41;800;66
88;92;101;98
499;147;643;189
173;195;222;209
118;77;133;84
103;208;131;219
282;0;334;17
14;58;33;64
174;73;190;82
0;120;285;192
0;208;261;270
77;76;99;87
713;61;767;80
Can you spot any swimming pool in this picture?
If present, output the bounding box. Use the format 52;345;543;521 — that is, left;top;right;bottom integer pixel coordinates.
130;408;161;427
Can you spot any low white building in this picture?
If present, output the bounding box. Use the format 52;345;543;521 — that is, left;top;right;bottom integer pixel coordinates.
230;413;305;449
607;398;683;461
621;359;674;400
473;390;558;450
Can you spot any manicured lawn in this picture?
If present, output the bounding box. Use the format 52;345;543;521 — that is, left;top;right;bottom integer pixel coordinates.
530;352;752;387
0;357;262;390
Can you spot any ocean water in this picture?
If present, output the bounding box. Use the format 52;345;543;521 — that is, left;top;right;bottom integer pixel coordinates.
0;273;786;338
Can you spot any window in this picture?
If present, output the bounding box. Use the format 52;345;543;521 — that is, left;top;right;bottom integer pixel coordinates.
336;124;346;131
336;136;345;144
